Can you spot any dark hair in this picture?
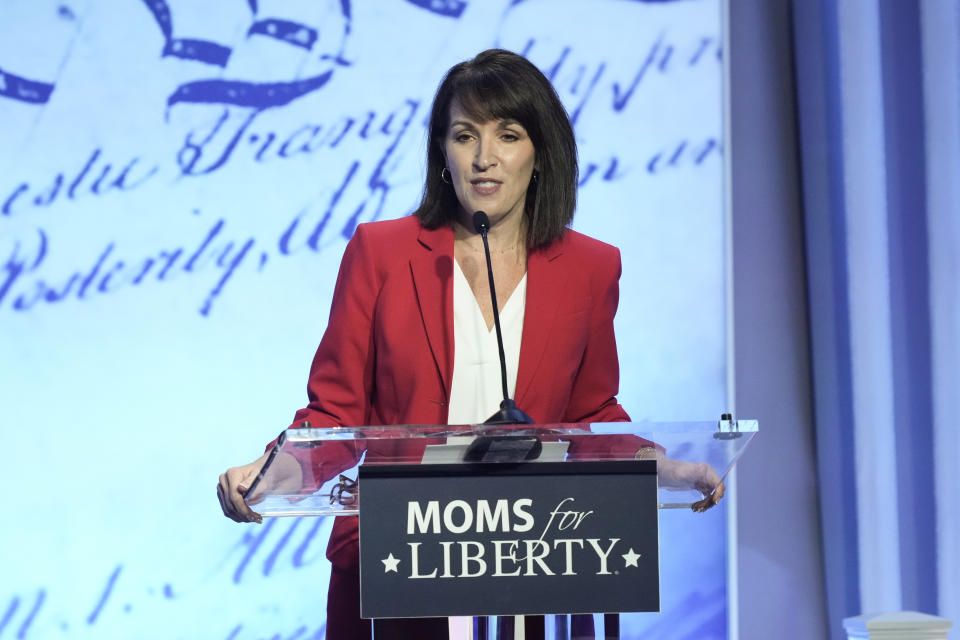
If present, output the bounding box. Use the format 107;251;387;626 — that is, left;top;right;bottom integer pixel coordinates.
414;49;578;249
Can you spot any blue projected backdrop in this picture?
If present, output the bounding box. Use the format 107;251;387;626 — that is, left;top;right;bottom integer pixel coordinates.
0;1;727;638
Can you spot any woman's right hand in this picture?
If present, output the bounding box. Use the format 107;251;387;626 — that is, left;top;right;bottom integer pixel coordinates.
217;453;269;524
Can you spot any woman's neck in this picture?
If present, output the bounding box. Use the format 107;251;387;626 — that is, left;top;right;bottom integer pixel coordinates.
453;209;527;255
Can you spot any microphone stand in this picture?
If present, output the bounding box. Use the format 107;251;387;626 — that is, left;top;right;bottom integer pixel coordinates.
463;212;541;464
473;211;534;426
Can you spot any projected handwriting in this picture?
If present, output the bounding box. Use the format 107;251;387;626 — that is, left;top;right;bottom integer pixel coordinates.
0;30;714;223
0;93;416;221
174;98;417;181
141;0;230;67
0;5;81;106
404;0;468;19
0;569;127;637
1;150;159;218
646;138;721;174
0;32;720;317
230;517;328;584
225;622;326;640
86;565;122;625
166;73;336;111
0;95;419;316
0;519;326;637
142;0;352;110
0;179;358;317
0;68;54;105
0;590;44;638
0;217;258;317
520;35;722;124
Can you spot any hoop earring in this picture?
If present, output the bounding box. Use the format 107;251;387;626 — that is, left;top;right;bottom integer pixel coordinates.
441;167;452;184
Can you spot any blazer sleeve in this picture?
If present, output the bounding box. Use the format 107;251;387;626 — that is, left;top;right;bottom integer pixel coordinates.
273;225;382;481
563;245;630;424
562;245;657;460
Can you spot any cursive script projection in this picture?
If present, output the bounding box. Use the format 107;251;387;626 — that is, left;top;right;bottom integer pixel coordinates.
0;590;46;638
521;33;722;124
1;1;726;638
0;97;420;315
141;0;352;110
0;26;722;221
229;516;330;584
404;0;468;19
0;68;54;105
0;96;416;220
0;519;331;638
0;567;142;637
223;622;326;640
1;149;160;218
0;31;720;317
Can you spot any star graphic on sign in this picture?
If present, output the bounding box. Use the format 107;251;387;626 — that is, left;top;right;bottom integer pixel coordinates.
382;553;400;573
622;548;641;568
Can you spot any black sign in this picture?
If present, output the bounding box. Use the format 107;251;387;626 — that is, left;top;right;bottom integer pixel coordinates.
358;461;659;618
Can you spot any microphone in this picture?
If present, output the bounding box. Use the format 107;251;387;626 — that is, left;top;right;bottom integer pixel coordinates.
471;211;534;426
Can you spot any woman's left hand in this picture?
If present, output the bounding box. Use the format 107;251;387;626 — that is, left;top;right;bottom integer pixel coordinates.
652;455;726;512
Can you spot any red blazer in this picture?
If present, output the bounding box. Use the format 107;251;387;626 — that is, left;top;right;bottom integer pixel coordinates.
286;215;632;567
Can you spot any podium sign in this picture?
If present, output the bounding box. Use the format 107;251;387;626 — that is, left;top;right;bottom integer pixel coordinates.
358;461;659;618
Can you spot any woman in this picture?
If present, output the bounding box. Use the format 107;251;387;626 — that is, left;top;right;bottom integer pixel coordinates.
218;49;722;639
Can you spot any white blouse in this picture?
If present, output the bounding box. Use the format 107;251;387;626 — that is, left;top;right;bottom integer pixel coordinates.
446;259;527;425
446;261;529;639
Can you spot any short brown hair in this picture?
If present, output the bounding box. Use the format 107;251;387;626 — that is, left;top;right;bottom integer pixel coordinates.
414;49;578;249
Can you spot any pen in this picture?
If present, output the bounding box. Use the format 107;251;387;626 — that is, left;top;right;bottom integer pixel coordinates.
244;429;288;507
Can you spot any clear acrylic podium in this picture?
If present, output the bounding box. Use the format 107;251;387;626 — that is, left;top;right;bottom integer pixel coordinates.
245;419;758;638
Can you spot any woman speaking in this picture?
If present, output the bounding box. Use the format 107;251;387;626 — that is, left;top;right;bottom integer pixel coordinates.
218;49;722;639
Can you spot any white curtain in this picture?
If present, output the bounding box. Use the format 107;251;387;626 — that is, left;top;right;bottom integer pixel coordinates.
921;1;960;632
795;0;960;637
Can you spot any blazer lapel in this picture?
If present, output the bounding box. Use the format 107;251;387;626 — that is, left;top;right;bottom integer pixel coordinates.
515;239;565;407
409;224;455;402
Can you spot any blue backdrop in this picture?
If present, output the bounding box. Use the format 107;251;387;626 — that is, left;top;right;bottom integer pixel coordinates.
0;1;728;638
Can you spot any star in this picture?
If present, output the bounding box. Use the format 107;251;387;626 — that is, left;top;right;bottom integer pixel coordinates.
622;548;641;568
382;553;400;573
